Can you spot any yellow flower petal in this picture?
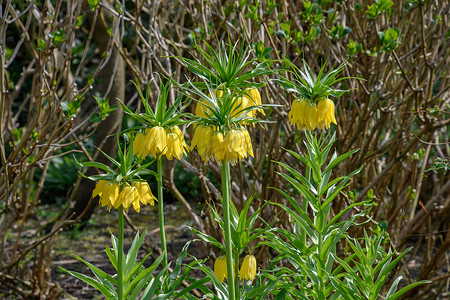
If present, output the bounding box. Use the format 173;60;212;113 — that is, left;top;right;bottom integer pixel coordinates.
192;126;214;161
317;98;337;129
133;182;156;207
306;103;318;130
239;255;257;281
214;256;227;283
92;180;108;198
231;97;249;118
289;99;310;130
133;132;148;157
211;131;226;162
195;98;211;118
172;126;189;150
231;130;246;158
242;128;254;157
245;88;265;116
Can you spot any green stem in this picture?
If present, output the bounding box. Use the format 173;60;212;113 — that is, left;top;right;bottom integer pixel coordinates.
234;250;240;299
316;229;325;298
118;207;124;300
220;162;236;300
302;163;311;246
157;157;168;273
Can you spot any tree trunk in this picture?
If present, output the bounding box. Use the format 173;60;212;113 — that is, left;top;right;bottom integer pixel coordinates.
72;3;125;223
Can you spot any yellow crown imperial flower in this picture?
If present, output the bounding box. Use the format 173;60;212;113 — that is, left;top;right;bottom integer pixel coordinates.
146;126;167;158
211;131;226;161
224;129;254;165
317;98;337;130
289;99;322;131
134;126;188;160
131;182;157;213
133;131;148;157
214;256;228;283
190;125;214;161
116;183;139;211
244;88;265;117
92;180;120;210
281;60;347;131
239;255;257;281
92;180;157;213
134;127;166;158
288;98;308;130
165;126;189;160
305;102;318;130
191;126;254;164
214;256;236;283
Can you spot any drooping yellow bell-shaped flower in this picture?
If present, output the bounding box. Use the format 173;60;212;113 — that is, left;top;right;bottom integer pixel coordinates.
132;182;156;213
165;132;181;160
172;126;189;150
244;88;265;116
317;98;337;130
305;103;318;130
145;126;167;157
289;99;321;131
190;125;214;161
133;126;188;160
214;256;228;283
133;131;148;157
289;97;338;131
93;180;156;213
116;183;139;211
164;126;188;160
191;126;254;164
92;180;120;210
239;255;257;281
231;130;246;158
289;98;308;130
211;131;226;161
224;129;245;164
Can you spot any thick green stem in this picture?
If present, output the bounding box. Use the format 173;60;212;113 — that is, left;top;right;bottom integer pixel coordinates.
118;207;124;300
220;162;236;300
157;157;168;273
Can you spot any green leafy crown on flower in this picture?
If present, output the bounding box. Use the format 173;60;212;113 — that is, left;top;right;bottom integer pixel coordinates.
179;38;278;131
118;77;187;129
179;38;271;91
75;138;156;185
276;58;350;103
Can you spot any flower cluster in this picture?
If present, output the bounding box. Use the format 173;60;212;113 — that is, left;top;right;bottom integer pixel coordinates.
214;255;257;283
190;125;253;164
289;98;337;130
133;125;188;160
191;88;264;163
92;180;156;213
